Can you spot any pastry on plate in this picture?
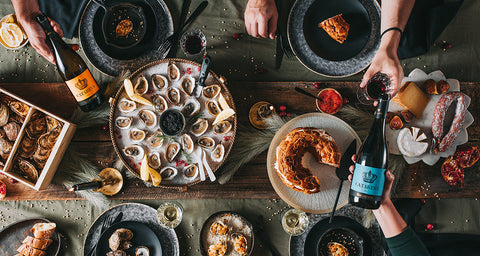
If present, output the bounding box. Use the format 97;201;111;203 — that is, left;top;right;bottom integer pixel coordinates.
318;14;350;44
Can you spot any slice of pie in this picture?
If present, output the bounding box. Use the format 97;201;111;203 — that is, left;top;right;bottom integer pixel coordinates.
318;14;350;44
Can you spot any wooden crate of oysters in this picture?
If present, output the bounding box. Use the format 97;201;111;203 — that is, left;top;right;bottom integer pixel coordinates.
0;88;76;190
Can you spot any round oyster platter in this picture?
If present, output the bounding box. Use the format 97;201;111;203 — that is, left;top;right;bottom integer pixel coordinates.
387;69;473;166
109;58;237;189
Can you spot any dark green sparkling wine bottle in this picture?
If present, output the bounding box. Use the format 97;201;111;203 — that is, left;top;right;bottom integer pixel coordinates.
349;94;390;209
35;14;103;112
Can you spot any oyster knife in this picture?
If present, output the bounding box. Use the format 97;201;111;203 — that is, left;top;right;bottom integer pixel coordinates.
195;55;212;98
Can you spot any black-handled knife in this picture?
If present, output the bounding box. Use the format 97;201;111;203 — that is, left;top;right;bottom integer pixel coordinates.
195;55;212;98
329;140;357;224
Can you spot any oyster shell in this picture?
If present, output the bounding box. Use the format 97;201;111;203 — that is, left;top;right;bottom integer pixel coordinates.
129;128;146;142
211;144;225;162
206;101;221;116
115;116;133;129
181;76;195;96
16;158;39;182
138;109;157;128
118;98;136;114
182;98;200;117
9;101;30;117
26;117;46;139
0;137;12;161
203;84;221;99
134;75;148;95
160;166;178;180
3;122;21;141
0;94;14;105
168;62;180;81
18;136;37;158
123;145;145;160
166;87;181;105
45;116;61;131
197;136;215;149
213;120;232;135
183;164;198;180
0;103;9;126
33;146;50;168
165;142;181;163
147;152;161;169
190;118;208;136
151;74;168;90
152;94;168;113
38;126;61;149
181;133;194;154
135;246;150;256
146;129;164;148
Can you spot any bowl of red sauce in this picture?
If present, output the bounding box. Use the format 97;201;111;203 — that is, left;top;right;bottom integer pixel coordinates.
316;88;343;114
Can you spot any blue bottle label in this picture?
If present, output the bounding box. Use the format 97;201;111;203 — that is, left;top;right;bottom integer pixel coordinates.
351;163;386;196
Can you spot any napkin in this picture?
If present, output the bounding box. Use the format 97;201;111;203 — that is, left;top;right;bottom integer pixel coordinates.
38;0;89;39
397;0;463;59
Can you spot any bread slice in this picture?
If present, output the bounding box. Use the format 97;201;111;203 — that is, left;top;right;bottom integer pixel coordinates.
22;236;52;250
30;223;56;239
16;243;46;256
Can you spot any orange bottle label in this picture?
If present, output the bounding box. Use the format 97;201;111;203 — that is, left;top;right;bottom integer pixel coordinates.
65;69;99;102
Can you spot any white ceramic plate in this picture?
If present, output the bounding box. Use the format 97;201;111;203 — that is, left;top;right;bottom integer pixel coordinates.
267;113;361;214
387;69;474;166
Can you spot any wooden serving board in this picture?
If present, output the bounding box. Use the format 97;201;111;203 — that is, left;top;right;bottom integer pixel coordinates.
0;81;478;200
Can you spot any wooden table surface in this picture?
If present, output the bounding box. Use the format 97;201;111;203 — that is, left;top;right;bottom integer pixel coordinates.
0;81;478;201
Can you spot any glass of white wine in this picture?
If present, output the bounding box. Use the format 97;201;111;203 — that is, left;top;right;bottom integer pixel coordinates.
281;208;309;236
157;201;183;229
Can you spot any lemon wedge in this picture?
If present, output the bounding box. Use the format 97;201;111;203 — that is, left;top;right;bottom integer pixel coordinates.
140;156;152;182
213;108;235;125
218;93;231;111
123;78;152;106
149;168;162;186
0;22;24;48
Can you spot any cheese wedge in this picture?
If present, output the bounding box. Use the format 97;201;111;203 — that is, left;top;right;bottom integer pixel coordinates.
392;82;429;118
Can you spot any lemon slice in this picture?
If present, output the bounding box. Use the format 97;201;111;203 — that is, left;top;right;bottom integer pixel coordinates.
123;78;135;97
130;94;152;107
149;168;162;186
218;93;231;111
140;156;152;182
213;108;235;125
0;22;24;48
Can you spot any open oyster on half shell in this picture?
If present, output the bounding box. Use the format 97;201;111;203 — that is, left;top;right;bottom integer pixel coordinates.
16;158;39;183
197;136;215;149
151;74;168;90
118;98;136;114
213;120;232;135
203;84;221;99
129;128;146;142
138;109;157;128
146;129;164;148
190;118;208;136
182;98;200;117
160;166;178;180
152;94;168;113
166;87;181;105
168;62;181;81
115;116;133;130
211;144;225;162
206;100;221;116
165;142;181;163
181;133;194;154
181;76;195;96
147;151;161;169
134;75;148;95
183;164;198;180
123;145;145;160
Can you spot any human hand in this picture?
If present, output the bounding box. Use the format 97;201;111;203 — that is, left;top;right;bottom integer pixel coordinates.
244;0;278;39
360;46;403;99
348;154;395;205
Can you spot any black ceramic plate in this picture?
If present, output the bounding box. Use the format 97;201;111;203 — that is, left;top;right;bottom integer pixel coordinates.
79;0;173;76
96;221;162;256
0;218;61;255
288;0;381;77
84;203;179;256
304;216;372;256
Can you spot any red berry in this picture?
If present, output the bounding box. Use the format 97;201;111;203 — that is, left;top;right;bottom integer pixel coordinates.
182;71;185;74
70;44;80;51
314;82;321;89
198;67;201;71
233;33;240;40
223;136;230;142
279;111;287;117
187;68;191;71
426;224;434;230
118;135;122;139
279;105;287;112
420;198;426;205
286;113;291;117
343;97;349;105
187;71;192;74
102;125;108;130
256;68;265;74
9;178;17;184
147;89;154;94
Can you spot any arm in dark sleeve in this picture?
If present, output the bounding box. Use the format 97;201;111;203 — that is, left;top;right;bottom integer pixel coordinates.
386;226;430;256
